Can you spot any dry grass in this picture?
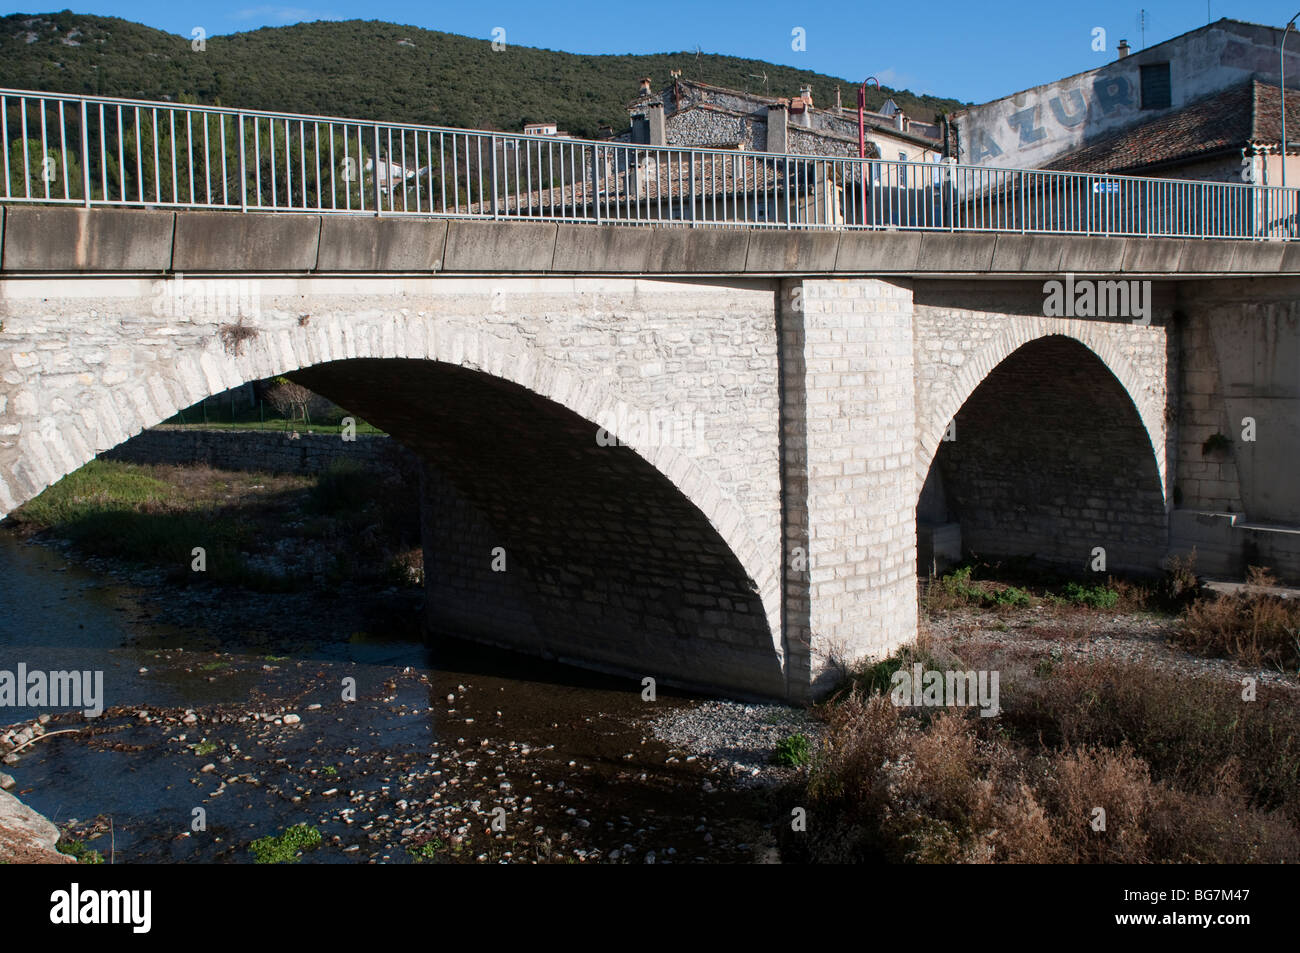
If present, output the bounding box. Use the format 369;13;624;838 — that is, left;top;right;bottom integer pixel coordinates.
793;652;1300;864
1171;567;1300;671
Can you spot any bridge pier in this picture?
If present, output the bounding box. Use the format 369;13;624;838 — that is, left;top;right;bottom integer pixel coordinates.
780;278;919;697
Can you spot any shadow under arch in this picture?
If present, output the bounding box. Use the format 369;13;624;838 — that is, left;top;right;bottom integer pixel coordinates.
917;334;1168;576
915;322;1168;501
290;357;784;698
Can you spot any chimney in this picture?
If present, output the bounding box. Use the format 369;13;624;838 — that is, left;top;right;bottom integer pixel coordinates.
835;86;842;114
895;110;906;132
646;101;666;146
767;102;789;153
1117;39;1130;59
799;84;813;107
638;77;652;96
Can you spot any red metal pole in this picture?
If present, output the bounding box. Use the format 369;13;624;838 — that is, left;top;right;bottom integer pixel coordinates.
858;86;866;159
859;77;880;225
858;77;880;159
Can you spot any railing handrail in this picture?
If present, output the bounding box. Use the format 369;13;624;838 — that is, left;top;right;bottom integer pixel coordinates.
0;85;1284;193
2;85;1296;240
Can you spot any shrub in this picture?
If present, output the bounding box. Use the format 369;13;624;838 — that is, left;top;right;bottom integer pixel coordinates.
932;565;1032;610
307;460;379;515
795;657;1300;863
1160;552;1200;607
1171;567;1300;670
263;376;321;421
1061;581;1120;610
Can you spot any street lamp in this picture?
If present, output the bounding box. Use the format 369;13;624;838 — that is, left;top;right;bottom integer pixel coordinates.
857;77;881;159
1282;13;1300;190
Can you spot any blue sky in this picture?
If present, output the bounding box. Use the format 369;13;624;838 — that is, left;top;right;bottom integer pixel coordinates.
7;1;1300;103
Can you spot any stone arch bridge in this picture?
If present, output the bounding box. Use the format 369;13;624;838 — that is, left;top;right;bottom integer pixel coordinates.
2;207;1298;700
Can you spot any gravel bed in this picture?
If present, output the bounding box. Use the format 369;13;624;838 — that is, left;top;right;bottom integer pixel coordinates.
647;700;821;787
928;606;1300;694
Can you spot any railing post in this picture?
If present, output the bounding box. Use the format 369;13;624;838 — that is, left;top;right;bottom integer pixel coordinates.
689;152;697;226
782;154;789;226
238;112;247;212
491;133;499;220
373;125;383;216
945;157;955;231
1019;172;1026;233
79;98;92;207
590;145;601;224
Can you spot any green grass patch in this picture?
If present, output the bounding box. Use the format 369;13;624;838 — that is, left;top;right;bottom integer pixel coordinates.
190;741;218;756
249;823;323;864
839;642;944;700
11;461;309;592
1060;581;1120;609
407;839;445;861
57;840;105;864
935;565;1032;609
12;460;168;528
772;732;812;767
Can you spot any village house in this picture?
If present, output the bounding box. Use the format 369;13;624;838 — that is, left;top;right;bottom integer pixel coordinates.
953;18;1300;186
623;76;944;164
944;19;1300;237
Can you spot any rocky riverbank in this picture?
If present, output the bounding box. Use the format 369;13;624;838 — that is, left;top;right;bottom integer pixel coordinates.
0;787;73;864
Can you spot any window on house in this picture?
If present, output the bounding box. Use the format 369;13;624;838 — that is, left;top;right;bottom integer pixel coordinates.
1140;63;1171;110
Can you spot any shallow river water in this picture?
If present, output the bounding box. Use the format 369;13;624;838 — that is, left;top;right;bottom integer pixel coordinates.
0;533;792;863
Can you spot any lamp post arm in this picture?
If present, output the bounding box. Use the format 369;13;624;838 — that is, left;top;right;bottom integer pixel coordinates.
858;77;880;160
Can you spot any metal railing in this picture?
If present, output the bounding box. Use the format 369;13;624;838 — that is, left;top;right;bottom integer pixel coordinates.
2;86;1297;240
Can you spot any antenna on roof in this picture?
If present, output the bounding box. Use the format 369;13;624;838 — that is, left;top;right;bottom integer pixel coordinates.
1138;8;1149;49
747;71;769;93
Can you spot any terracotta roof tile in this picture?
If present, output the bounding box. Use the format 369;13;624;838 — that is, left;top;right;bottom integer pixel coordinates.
1044;80;1300;174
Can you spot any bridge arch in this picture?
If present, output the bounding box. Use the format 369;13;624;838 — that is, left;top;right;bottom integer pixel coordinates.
916;331;1168;574
1;305;785;695
916;319;1168;500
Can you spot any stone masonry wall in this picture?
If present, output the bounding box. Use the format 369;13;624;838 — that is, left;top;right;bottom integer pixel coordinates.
1173;279;1300;523
781;277;918;693
103;427;415;477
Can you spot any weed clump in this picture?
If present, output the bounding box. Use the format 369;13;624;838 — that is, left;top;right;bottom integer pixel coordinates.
249;823;323;864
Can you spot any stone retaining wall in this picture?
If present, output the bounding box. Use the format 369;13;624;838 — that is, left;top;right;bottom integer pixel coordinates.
102;427;416;477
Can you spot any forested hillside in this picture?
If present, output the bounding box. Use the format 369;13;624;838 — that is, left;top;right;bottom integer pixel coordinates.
0;11;966;137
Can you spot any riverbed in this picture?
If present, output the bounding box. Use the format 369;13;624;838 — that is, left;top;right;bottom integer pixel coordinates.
0;532;809;863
